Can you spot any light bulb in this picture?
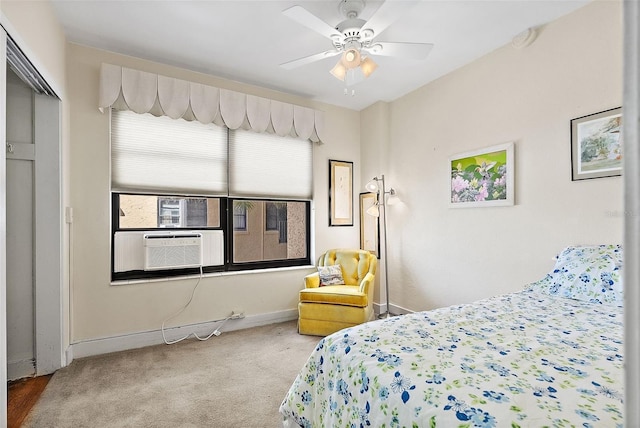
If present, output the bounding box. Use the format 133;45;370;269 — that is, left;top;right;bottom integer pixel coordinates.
341;49;361;69
345;51;356;62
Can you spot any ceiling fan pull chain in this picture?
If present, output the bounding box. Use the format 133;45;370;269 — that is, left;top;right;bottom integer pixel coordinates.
343;87;356;97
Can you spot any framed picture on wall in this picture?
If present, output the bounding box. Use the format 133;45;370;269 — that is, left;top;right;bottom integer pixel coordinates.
329;159;353;226
449;142;515;208
571;107;622;181
359;192;379;257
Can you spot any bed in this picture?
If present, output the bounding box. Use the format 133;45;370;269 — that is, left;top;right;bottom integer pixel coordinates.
280;245;624;427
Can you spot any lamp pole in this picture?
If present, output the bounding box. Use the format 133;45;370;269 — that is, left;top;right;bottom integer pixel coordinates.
379;175;393;318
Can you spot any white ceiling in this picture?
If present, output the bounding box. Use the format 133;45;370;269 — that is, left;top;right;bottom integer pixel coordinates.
50;0;590;111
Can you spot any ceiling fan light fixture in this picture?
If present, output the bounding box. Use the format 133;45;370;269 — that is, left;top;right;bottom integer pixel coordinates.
331;52;377;84
341;48;361;69
330;61;347;81
360;56;377;77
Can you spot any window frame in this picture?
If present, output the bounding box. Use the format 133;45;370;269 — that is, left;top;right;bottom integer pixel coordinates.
227;198;310;272
111;193;228;281
111;193;311;281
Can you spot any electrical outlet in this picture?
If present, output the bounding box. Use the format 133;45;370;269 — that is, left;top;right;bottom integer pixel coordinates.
231;309;245;319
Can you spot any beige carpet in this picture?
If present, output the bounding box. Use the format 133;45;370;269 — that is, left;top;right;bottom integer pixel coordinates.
24;321;320;428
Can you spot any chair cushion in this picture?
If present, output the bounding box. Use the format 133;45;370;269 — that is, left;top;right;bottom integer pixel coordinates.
299;285;368;307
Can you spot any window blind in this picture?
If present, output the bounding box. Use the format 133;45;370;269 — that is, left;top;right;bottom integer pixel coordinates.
229;129;313;199
111;110;228;195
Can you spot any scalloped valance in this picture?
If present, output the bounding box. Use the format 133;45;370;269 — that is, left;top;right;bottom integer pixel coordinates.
98;63;325;143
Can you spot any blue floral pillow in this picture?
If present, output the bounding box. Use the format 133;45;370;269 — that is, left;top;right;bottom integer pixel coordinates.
525;245;623;306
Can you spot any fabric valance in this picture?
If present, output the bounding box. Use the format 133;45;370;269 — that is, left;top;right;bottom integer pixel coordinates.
98;63;325;143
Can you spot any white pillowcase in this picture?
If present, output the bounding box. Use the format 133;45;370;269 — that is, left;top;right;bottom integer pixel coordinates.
525;245;623;306
318;264;345;286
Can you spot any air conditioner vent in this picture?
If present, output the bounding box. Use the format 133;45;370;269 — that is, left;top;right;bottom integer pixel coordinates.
143;233;203;271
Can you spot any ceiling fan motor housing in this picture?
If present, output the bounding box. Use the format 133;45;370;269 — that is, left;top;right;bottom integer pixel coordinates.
338;0;365;19
333;0;374;51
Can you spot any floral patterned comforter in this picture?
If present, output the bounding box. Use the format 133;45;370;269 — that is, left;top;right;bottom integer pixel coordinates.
280;290;623;428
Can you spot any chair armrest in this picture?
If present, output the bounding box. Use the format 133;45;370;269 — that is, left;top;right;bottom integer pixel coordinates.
358;272;375;295
304;272;320;288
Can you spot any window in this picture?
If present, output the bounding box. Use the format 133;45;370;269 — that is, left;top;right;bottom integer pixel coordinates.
118;195;221;229
266;202;287;243
110;111;312;280
233;203;248;231
158;198;182;227
231;200;307;264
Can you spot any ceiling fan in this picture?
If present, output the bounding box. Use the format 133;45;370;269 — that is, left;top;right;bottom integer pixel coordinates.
280;0;434;87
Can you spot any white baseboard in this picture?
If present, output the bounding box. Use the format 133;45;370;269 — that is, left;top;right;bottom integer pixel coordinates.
374;302;414;316
65;346;74;366
70;309;298;359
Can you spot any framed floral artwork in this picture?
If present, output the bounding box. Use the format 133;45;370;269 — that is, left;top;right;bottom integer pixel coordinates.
571;107;622;181
449;142;515;208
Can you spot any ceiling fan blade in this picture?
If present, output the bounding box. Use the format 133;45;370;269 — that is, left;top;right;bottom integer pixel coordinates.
283;5;342;41
280;50;341;70
360;1;420;41
365;42;434;59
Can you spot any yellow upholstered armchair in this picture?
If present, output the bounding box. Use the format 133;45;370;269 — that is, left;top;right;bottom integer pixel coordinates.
298;249;377;336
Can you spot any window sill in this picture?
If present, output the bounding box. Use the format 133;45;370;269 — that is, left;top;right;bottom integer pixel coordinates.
111;264;316;286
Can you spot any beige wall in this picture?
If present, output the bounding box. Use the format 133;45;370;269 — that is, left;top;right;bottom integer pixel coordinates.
361;0;623;311
67;43;361;341
360;101;390;305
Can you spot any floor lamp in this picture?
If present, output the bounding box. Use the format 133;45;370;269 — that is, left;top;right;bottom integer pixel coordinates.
365;175;397;318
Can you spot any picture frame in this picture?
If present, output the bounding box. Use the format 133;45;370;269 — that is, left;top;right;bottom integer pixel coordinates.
449;142;515;208
571;107;622;181
329;159;353;226
359;192;379;257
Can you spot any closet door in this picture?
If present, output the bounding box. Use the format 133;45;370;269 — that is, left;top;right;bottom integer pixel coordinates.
5;68;36;380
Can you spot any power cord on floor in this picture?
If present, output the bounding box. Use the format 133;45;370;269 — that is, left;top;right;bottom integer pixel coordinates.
161;266;231;345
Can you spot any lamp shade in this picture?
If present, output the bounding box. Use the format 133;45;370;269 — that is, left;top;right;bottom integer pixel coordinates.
360;56;378;77
330;62;347;80
386;188;398;205
365;178;379;192
366;203;380;217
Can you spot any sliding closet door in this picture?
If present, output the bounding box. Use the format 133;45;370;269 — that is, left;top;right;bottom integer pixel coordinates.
5;68;35;380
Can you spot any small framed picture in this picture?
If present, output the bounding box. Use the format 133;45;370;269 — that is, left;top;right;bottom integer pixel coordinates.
571;107;622;181
449;142;515;208
329;159;353;226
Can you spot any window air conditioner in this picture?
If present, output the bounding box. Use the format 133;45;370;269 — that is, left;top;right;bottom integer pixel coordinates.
143;232;203;271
